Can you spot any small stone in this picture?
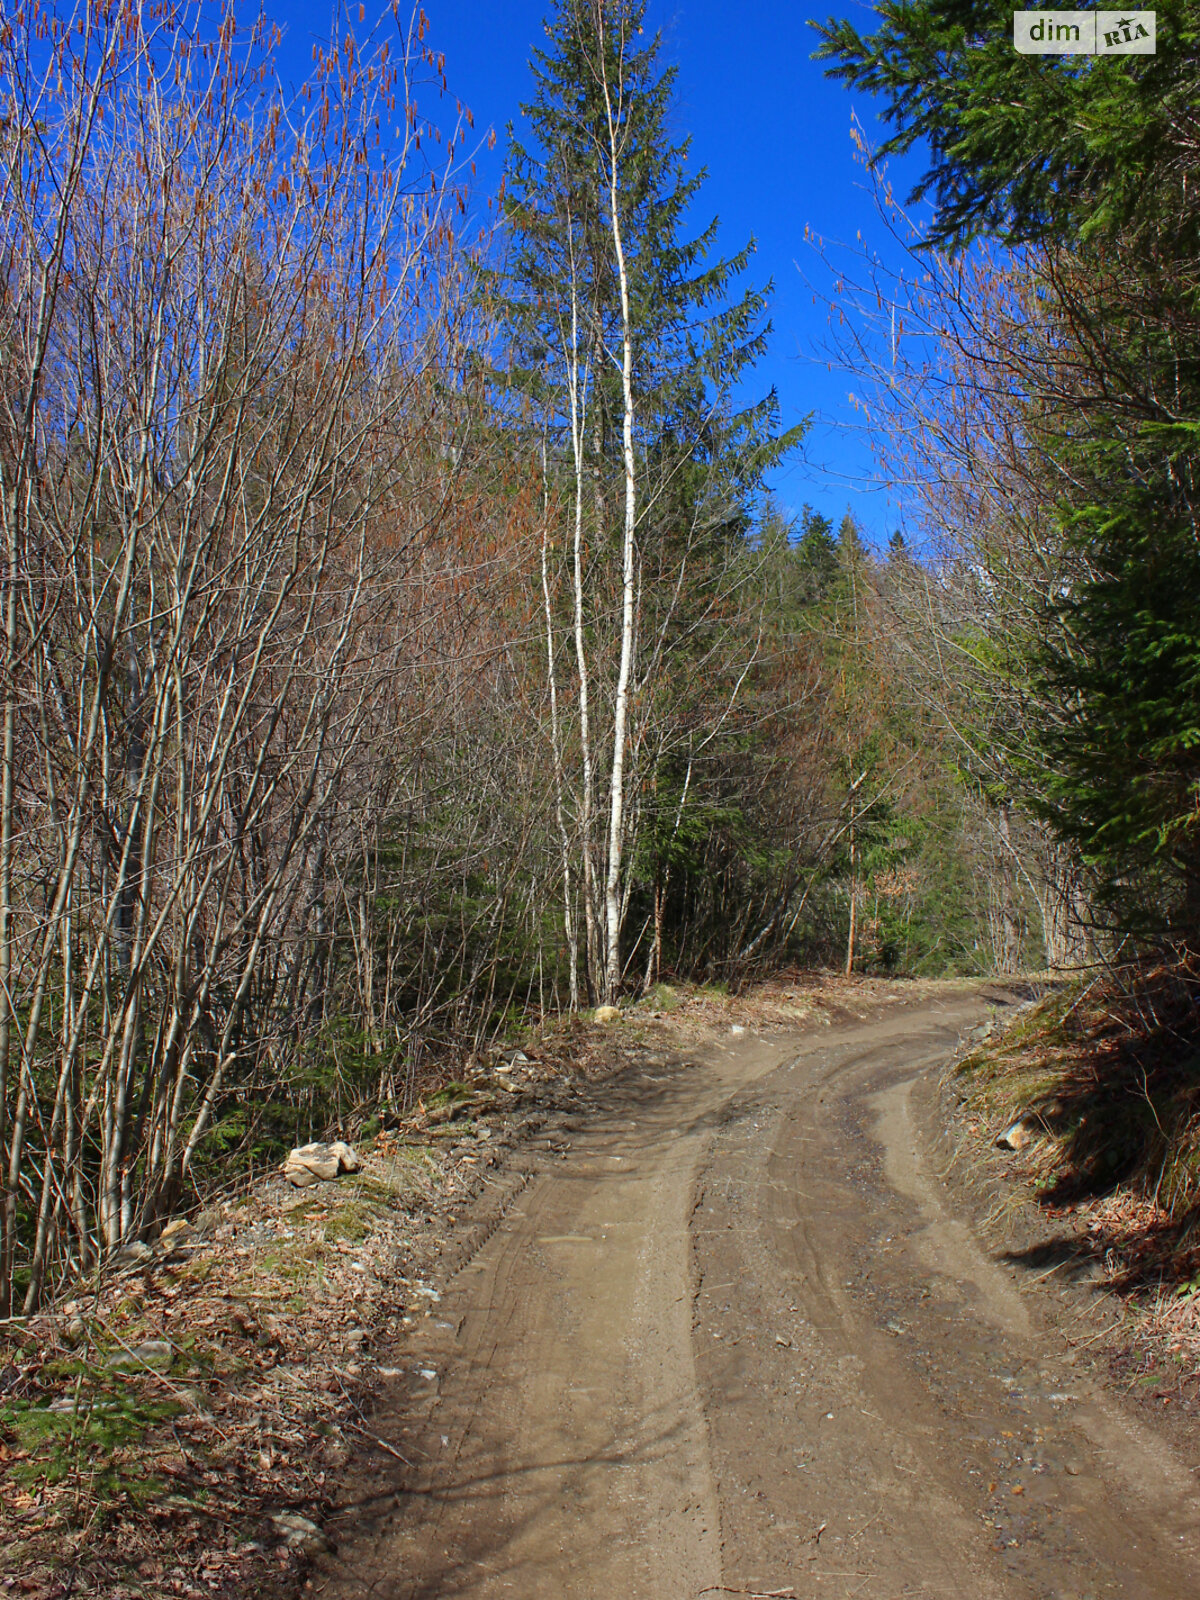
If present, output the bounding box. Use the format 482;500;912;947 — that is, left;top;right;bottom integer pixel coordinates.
270;1513;332;1556
345;1328;368;1351
730;1024;746;1035
284;1140;362;1184
108;1338;174;1373
996;1118;1036;1151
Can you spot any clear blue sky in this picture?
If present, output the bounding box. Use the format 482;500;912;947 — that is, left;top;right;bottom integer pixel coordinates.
269;2;927;542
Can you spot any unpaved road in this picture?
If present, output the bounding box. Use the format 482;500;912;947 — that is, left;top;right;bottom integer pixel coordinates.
314;992;1200;1598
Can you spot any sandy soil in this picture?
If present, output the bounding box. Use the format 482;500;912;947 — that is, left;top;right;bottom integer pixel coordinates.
309;989;1200;1599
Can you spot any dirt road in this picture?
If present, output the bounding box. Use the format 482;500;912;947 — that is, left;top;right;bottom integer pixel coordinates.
314;993;1200;1599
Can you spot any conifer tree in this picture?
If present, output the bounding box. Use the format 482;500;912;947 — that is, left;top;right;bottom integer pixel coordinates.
816;0;1200;947
497;0;798;1000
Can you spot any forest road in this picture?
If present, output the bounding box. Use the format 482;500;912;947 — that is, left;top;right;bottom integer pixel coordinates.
312;992;1200;1600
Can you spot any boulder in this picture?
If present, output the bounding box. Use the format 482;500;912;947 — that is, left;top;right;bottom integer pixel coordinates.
284;1140;362;1186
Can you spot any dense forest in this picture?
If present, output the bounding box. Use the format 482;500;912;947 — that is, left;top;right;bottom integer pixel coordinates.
0;0;1195;1313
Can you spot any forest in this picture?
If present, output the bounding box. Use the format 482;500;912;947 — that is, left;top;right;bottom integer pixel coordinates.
0;0;1196;1316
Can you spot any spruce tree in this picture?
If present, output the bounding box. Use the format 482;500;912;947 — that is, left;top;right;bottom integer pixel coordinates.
815;0;1200;947
495;0;799;1000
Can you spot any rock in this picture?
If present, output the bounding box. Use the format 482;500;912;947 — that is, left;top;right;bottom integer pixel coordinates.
116;1239;154;1265
730;1024;746;1035
996;1118;1036;1151
284;1139;363;1185
284;1162;320;1188
495;1050;529;1071
108;1338;174;1373
155;1218;195;1256
593;1005;621;1024
344;1327;368;1351
270;1512;332;1556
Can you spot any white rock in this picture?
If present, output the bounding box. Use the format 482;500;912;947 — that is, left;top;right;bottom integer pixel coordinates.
996;1118;1036;1151
284;1139;363;1185
270;1512;331;1555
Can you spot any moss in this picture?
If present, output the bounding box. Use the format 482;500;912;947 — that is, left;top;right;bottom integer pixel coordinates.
425;1082;474;1109
323;1204;373;1245
1;1372;181;1510
642;983;680;1011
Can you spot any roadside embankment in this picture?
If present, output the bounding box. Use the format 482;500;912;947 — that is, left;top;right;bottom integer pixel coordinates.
937;959;1200;1447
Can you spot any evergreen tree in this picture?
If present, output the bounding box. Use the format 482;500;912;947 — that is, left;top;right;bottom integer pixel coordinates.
816;0;1200;948
813;0;1200;251
496;0;800;999
793;506;839;602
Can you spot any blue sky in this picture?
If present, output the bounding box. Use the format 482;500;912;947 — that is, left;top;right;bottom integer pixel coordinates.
270;2;928;542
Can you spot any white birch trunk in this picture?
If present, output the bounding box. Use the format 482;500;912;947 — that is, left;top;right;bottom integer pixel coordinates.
599;24;638;1005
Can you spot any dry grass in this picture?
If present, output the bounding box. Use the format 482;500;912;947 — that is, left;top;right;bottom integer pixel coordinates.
952;957;1200;1371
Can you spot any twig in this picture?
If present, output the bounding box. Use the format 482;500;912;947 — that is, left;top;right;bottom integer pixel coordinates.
344;1419;412;1465
1064;1317;1125;1349
333;1369;413;1464
698;1589;798;1598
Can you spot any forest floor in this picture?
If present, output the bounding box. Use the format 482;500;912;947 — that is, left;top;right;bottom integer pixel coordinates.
4;972;1200;1597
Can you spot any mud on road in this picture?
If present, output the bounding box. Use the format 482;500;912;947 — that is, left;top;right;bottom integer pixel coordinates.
311;992;1200;1599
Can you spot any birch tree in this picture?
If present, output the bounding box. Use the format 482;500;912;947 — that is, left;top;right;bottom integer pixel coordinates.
497;0;797;1004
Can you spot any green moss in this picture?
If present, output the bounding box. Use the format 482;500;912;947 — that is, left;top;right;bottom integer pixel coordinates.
1;1372;181;1509
426;1082;474;1109
323;1205;373;1244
